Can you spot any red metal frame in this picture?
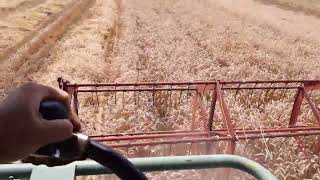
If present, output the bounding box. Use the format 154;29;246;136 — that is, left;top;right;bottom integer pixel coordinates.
57;77;320;156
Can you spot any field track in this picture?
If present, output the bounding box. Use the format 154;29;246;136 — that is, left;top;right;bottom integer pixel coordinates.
0;0;47;18
0;0;94;88
0;0;73;60
1;0;320;179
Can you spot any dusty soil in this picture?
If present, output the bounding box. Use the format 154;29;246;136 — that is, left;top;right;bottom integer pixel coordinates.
1;0;320;179
255;0;320;18
0;0;74;60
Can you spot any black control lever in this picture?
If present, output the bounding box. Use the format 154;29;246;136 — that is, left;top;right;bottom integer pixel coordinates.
33;101;148;180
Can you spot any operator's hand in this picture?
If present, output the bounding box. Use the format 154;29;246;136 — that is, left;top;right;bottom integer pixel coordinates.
0;83;81;163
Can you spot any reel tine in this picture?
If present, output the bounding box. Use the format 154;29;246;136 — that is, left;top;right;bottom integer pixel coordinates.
187;84;190;103
134;85;137;105
234;82;241;99
269;87;277;101
178;90;183;106
165;86;169;108
283;83;289;96
264;83;273;101
258;86;265;102
138;90;140;107
91;91;94;106
249;83;257;99
114;86;117;105
170;85;173;107
106;91;109;106
95;86;100;107
152;85;155;106
122;91;125;108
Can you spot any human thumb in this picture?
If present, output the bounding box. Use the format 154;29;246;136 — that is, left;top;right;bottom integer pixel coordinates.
37;118;73;145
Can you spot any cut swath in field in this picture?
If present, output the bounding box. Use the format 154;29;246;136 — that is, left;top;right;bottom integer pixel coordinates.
254;0;320;18
0;0;47;19
0;0;73;61
29;0;119;87
0;0;93;88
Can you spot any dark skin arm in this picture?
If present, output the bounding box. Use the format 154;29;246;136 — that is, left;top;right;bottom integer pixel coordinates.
0;83;81;163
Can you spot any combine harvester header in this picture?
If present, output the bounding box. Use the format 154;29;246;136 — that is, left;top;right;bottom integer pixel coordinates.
58;77;320;156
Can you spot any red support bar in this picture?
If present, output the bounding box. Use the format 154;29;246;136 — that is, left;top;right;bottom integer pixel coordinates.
216;82;236;139
289;88;304;127
207;89;217;131
75;86;300;93
96;126;318;137
64;79;319;87
303;87;320;124
304;82;320;92
91;126;320;138
226;141;236;154
92;127;320;146
107;131;320;148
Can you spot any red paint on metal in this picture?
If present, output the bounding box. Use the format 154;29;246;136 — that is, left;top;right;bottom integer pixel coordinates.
304;82;320;92
289;88;304;127
106;131;320;148
75;86;300;92
64;80;320;87
216;82;236;154
91;126;320;138
303;87;320;124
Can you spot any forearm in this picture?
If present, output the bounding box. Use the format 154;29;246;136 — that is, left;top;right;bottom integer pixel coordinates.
0;101;13;163
0;100;8;145
0;96;33;163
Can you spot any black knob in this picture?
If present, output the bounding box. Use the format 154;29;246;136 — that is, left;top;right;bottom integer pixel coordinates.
40;101;68;120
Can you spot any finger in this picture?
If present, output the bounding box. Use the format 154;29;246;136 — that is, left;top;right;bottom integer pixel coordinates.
46;87;81;131
45;86;71;105
30;84;81;131
21;83;81;131
37;118;73;145
70;110;81;132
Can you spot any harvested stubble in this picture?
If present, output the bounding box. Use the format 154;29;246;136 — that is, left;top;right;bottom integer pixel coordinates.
255;0;320;18
0;0;73;59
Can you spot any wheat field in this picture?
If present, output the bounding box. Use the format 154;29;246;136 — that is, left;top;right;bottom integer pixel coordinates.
1;0;320;179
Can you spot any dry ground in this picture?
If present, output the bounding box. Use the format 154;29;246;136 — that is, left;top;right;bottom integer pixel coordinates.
1;0;320;179
0;0;74;60
255;0;320;18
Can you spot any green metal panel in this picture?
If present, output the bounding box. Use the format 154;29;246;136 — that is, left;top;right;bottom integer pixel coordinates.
30;164;75;180
0;155;277;180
